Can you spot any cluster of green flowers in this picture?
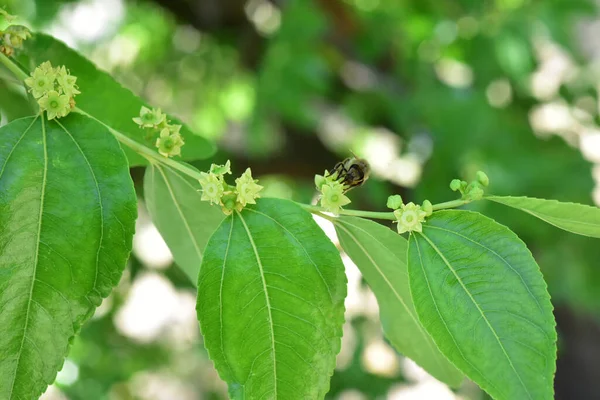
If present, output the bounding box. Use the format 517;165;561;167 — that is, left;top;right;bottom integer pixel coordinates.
198;160;264;215
450;170;489;201
386;195;432;234
314;169;351;215
24;61;80;120
133;107;184;158
0;11;31;57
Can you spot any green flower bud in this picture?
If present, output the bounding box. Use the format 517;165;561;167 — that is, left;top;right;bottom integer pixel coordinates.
467;185;484;200
450;179;462;192
220;192;239;215
476;170;489;187
386;195;403;210
422;199;433;216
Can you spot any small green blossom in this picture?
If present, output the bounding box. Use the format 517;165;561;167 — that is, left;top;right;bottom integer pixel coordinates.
320;181;351;215
199;172;225;205
235;168;263;207
133;106;166;128
393;202;428;234
210;160;232;177
55;66;80;97
155;128;184;157
38;90;70;120
3;25;31;47
422;200;433;216
386;195;403;210
24;61;79;120
476;171;489;187
25;67;56;99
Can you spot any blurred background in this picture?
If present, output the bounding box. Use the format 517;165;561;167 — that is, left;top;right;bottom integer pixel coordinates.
2;0;600;398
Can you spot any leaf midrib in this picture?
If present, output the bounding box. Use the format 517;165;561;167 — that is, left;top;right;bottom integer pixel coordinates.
417;231;532;399
56;119;104;293
6;117;47;399
425;224;544;316
236;211;277;396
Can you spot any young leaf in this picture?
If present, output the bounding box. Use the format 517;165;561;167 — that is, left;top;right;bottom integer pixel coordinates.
0;114;137;399
19;33;216;166
487;195;600;238
334;216;463;387
143;163;224;283
197;199;346;399
408;210;556;400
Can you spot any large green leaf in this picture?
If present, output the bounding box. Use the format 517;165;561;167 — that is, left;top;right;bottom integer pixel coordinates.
143;163;224;283
197;199;346;399
487;195;600;238
0;114;137;399
334;216;463;387
408;210;556;400
19;33;216;166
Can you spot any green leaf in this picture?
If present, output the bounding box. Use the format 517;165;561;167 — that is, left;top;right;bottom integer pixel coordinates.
0;114;137;399
408;210;556;400
19;33;216;166
334;216;463;387
487;195;600;238
197;199;346;399
143;163;224;283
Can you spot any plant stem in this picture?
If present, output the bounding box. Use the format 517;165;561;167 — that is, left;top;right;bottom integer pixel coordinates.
431;198;471;211
298;198;473;220
0;52;28;81
0;49;476;218
298;204;397;220
73;108;204;181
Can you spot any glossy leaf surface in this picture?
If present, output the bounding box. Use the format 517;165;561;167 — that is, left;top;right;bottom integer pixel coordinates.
197;199;346;399
488;195;600;238
334;216;463;387
0;115;137;399
408;210;556;400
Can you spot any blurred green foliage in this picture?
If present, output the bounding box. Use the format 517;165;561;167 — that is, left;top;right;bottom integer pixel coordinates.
2;0;600;398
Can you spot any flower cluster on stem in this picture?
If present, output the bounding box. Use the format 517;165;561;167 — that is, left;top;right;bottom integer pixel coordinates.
198;160;264;215
314;169;352;215
0;11;31;57
24;61;80;120
450;170;489;201
133;106;184;157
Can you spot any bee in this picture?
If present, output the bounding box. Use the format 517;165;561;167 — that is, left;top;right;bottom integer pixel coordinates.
331;154;370;192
